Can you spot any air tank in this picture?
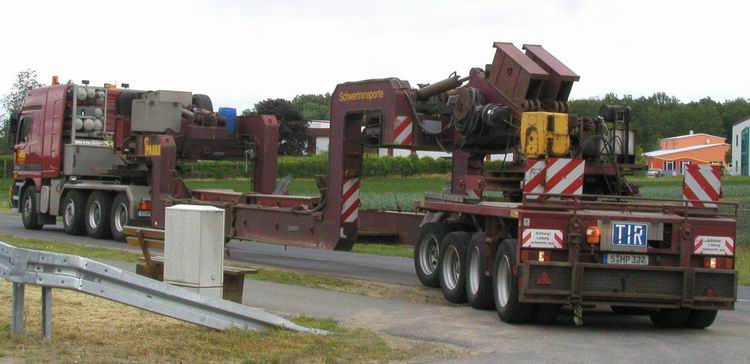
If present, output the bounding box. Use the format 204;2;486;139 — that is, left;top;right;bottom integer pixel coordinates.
218;107;238;134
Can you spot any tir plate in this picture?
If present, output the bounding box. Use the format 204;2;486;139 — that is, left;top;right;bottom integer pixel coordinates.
604;253;649;266
612;222;648;247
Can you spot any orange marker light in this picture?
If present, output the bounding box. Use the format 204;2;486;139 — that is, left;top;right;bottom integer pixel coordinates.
137;200;151;211
586;226;601;244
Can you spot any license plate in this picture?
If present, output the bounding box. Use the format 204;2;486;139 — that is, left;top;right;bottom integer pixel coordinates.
612;222;648;247
137;210;151;218
604;253;649;265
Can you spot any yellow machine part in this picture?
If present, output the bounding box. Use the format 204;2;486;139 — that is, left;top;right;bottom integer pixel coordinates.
519;112;570;159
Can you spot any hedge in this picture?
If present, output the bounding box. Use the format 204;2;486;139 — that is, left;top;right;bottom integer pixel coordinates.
0;153;508;179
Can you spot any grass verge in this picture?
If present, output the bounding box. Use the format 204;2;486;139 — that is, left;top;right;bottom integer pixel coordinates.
737;245;750;286
352;243;414;258
0;234;140;263
0;281;437;363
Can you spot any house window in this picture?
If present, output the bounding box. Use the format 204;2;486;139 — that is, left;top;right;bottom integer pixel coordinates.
665;160;675;171
738;134;740;147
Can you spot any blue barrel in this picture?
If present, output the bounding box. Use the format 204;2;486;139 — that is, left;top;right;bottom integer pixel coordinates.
218;107;237;134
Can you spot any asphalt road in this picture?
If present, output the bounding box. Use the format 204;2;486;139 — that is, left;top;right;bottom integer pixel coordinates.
0;212;420;286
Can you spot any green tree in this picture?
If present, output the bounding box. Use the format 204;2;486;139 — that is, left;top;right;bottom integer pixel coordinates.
292;93;331;120
1;69;43;152
244;98;308;155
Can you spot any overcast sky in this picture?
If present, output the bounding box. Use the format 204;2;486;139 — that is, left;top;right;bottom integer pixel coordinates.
0;0;747;116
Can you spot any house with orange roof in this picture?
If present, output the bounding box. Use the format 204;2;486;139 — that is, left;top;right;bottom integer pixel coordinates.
643;131;729;175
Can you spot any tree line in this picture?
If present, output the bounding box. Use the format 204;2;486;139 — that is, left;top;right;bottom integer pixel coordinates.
2;70;748;156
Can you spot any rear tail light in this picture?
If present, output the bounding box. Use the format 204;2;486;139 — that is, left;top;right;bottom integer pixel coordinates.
586;226;601;244
137;200;151;211
703;257;733;269
520;250;551;262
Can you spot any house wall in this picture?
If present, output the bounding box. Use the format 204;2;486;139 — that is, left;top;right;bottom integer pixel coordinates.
646;144;729;175
731;118;750;176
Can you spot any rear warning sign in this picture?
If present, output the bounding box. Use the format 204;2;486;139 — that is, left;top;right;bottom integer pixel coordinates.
521;229;564;249
694;236;734;256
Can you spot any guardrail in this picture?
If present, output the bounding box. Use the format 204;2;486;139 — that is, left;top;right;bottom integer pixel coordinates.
0;242;325;338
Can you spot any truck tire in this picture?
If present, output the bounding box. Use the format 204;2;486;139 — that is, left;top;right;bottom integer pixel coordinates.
110;193;130;242
192;94;213;112
685;309;718;329
494;239;534;323
649;308;691;328
62;190;87;235
85;191;113;239
20;186;43;230
414;222;453;288
466;232;494;309
439;231;471;303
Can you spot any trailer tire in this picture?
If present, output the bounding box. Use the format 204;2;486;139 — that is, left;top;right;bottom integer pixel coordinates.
62;190;87;235
649;308;691;328
466;232;494;309
110;193;130;242
533;304;561;325
414;222;453;288
192;94;213;112
685;309;718;329
85;192;113;239
20;186;43;230
439;231;471;303
494;239;534;324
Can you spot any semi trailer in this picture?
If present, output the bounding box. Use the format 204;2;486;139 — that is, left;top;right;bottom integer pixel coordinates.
9;41;737;328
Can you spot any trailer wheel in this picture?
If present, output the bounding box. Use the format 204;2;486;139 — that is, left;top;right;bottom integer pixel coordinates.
62;190;87;235
649;308;691;328
685;309;718;329
110;193;130;242
466;232;494;309
85;192;113;239
414;222;453;287
494;239;534;323
192;94;213;112
439;231;471;303
20;186;43;230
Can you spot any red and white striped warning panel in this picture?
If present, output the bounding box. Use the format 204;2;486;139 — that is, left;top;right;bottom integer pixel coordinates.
341;177;360;223
393;116;413;146
521;228;565;249
682;165;721;208
694;235;734;256
523;159;546;200
544;158;584;195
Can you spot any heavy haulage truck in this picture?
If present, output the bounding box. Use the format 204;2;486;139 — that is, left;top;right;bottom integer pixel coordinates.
9;41;737;328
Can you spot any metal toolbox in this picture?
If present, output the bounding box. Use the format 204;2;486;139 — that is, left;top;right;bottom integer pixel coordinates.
131;99;182;133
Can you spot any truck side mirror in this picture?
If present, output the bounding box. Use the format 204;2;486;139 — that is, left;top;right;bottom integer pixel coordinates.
6;113;19;151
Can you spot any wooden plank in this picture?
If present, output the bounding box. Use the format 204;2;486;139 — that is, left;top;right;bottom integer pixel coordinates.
126;237;165;250
123;225;164;240
139;256;256;275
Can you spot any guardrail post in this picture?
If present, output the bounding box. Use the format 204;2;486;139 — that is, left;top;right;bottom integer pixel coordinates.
42;287;52;339
11;282;25;335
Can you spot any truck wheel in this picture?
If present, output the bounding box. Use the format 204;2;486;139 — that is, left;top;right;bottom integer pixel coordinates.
414;222;453;287
685;309;718;329
62;190;87;235
110;193;129;242
20;186;43;230
192;94;213;112
85;192;113;239
533;304;561;325
439;231;471;303
494;239;534;323
466;232;494;309
649;308;691;328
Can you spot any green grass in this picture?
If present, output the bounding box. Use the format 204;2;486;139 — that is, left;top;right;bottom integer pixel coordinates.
186;176;449;211
0;234;140;263
249;268;355;290
352;243;414;258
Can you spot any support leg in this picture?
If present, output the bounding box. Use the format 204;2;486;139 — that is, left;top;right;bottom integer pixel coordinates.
42;287;52;339
11;282;25;335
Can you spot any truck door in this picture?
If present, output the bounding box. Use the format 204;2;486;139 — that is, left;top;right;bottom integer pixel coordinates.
13;110;42;175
